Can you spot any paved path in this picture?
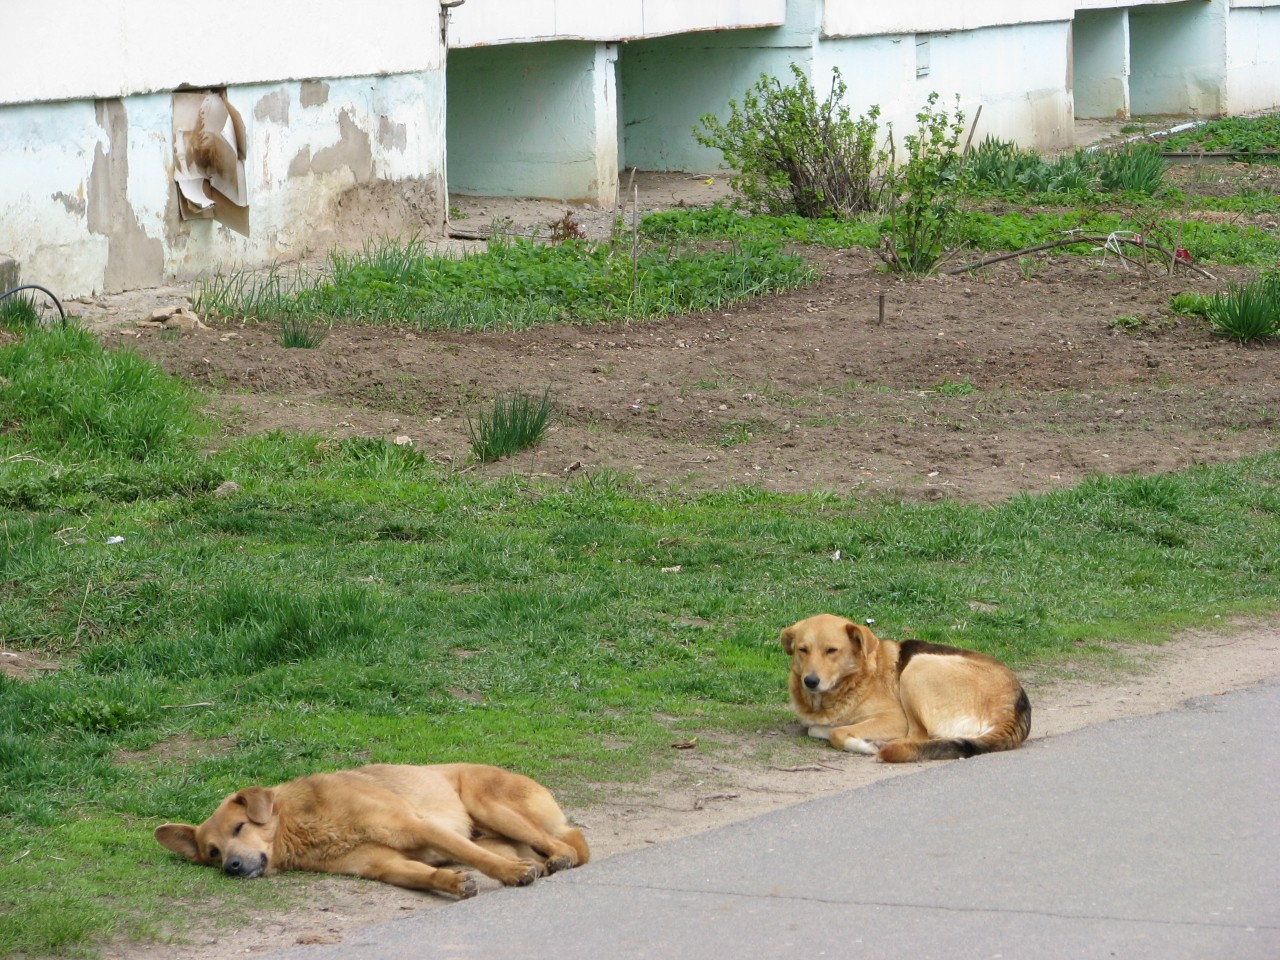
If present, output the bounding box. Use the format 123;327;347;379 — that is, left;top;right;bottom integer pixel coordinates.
265;680;1279;960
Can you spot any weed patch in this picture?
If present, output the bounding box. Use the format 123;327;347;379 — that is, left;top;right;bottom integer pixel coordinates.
195;234;815;330
466;387;555;462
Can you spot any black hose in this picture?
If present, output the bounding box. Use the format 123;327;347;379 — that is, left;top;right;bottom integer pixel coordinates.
0;284;67;325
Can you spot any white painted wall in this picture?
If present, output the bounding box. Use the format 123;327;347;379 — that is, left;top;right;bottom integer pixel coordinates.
0;72;447;297
0;0;443;105
1130;1;1228;116
811;21;1074;152
447;0;787;47
1226;2;1280;113
823;0;1073;37
1073;9;1130;120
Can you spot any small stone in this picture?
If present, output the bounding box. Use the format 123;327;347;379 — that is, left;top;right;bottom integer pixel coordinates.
163;309;208;331
213;481;241;498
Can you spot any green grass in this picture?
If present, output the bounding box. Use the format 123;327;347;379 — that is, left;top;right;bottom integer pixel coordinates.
2;325;1280;955
0;292;46;331
277;315;330;349
466;387;555;462
194;233;816;329
1203;274;1280;344
965;137;1167;196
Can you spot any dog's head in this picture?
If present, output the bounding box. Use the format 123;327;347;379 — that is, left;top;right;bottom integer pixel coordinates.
780;614;881;694
154;787;279;879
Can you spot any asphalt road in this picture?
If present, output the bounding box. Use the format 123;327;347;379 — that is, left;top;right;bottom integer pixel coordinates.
264;680;1279;960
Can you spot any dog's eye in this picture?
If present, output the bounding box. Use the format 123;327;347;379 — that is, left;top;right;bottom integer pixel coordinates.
797;646;809;654
826;647;838;655
207;845;221;862
232;822;244;837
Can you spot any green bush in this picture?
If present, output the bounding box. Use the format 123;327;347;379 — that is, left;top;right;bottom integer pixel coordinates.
695;64;883;218
880;93;972;276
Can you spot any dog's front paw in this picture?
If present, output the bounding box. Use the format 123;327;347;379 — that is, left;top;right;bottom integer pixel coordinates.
441;869;477;899
807;724;833;741
498;859;540;887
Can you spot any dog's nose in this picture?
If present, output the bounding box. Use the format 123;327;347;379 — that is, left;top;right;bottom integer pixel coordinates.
222;853;267;878
803;673;820;691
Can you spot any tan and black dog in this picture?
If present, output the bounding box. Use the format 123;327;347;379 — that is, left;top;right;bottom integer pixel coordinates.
780;614;1031;762
154;763;588;899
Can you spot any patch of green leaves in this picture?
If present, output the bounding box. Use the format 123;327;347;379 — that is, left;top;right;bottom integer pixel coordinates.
1159;114;1280;155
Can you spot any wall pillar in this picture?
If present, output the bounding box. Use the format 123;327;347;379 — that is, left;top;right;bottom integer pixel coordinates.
447;41;620;205
1130;0;1228;116
1073;9;1130;119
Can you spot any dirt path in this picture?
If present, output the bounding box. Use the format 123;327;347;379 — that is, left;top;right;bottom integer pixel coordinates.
111;618;1280;960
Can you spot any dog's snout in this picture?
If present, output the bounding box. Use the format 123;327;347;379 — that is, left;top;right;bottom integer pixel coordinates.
803;673;821;691
223;852;267;878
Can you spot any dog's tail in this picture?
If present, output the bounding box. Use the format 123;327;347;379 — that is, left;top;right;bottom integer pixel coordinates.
561;825;591;866
877;689;1032;763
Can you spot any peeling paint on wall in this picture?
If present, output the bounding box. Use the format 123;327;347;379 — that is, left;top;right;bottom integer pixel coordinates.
310;110;374;180
300;81;330;107
51;187;86;218
287;147;312;178
86;99;163;292
254;89;290;123
379;115;408;151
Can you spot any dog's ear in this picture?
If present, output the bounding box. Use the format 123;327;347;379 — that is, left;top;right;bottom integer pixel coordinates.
233;787;276;825
846;622;880;659
780;625;797;654
155;823;201;861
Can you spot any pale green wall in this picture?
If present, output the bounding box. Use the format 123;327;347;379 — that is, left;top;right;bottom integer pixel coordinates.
619;0;820;172
1073;9;1129;120
1130;1;1227;116
447;41;614;201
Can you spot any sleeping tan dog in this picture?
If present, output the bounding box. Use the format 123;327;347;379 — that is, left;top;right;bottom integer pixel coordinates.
781;614;1031;762
154;763;588;899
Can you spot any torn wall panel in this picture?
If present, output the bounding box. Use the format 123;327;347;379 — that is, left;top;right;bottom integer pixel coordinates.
173;90;249;236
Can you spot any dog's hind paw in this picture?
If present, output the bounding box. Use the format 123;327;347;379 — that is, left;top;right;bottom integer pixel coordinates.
838;736;879;755
544;854;574;874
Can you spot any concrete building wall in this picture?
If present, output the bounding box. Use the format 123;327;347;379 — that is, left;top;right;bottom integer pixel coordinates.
447;42;619;204
1225;1;1280;113
1073;9;1131;120
1130;1;1228;116
620;1;821;174
446;0;788;46
0;0;447;298
813;21;1075;152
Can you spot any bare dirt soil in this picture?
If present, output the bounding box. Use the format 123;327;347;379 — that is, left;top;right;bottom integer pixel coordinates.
90;170;1278;506
65;165;1279;957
